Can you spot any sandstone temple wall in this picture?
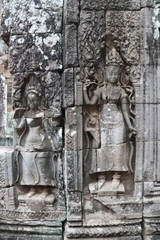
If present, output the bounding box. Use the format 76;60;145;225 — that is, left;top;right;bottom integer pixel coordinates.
0;0;160;239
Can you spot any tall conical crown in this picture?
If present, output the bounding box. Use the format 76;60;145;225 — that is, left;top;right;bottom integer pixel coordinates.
106;46;123;65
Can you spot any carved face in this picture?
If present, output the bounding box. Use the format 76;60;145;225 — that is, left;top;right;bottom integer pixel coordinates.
126;66;131;75
106;65;120;84
27;92;39;110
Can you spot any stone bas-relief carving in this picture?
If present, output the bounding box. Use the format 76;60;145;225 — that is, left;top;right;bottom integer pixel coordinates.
13;71;62;116
8;34;62;74
0;0;65;238
1;0;160;239
64;4;142;237
83;62;136;196
13;74;62;207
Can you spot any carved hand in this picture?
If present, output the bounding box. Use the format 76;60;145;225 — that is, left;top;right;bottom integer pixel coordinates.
12;119;18;128
15;145;24;151
128;127;137;139
89;116;97;126
83;81;91;90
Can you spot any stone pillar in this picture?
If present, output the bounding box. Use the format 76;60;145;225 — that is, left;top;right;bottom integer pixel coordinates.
64;0;143;239
0;74;7;137
142;1;160;238
0;0;65;239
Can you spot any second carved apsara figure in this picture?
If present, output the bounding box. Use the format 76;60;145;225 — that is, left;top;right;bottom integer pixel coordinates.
13;74;61;200
83;64;136;194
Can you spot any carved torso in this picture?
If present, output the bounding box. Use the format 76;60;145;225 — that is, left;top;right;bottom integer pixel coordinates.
20;117;52;152
100;85;127;104
99;85;127;145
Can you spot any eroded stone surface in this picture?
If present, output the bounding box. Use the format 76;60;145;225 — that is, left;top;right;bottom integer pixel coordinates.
80;0;141;10
9;34;62;73
0;0;65;235
0;0;160;239
64;24;78;67
2;0;63;34
64;0;79;24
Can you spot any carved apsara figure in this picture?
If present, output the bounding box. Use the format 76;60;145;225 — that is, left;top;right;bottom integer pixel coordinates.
13;75;60;199
83;64;136;194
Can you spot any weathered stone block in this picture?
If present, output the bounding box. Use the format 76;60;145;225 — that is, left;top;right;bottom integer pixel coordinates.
65;238;141;240
64;224;142;239
63;68;74;108
64;150;83;191
134;182;143;199
0;38;8;56
143;199;160;218
12;71;62;117
135;103;158;142
42;72;62;117
140;7;153;27
144;182;160;198
134;141;143;181
134;103;144;142
0;188;8;210
142;65;159;104
64;24;78;67
1;0;160;238
9;33;62;73
64;237;142;240
64;0;79;24
0;73;7;137
74;68;83;106
6;187;16;210
0;220;63;239
2;0;63;35
143;217;160;239
141;0;154;7
65;107;83;150
0;236;62;240
140;29;156;66
130;66;146;105
0;147;14;187
106;11;140;64
156;141;160;181
81;0;141;10
106;11;140;27
67;191;82;222
78;10;105;67
143;141;158;181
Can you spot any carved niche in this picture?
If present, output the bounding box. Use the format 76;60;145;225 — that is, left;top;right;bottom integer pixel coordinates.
64;9;141;229
13;73;63;210
83;41;137;197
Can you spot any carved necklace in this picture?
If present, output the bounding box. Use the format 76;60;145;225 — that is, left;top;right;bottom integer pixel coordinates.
104;85;120;102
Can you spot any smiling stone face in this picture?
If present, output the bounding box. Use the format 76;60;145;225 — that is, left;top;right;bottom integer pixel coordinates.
105;65;120;84
27;92;39;110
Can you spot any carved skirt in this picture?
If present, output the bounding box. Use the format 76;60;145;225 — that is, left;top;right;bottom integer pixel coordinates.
18;151;56;186
91;103;129;173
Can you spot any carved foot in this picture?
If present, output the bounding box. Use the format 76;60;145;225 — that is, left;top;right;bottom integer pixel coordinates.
111;173;121;189
40;189;50;199
98;175;106;190
97;174;125;196
26;188;37;198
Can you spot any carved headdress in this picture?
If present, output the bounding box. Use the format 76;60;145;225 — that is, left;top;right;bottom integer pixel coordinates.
106;46;123;66
26;74;41;97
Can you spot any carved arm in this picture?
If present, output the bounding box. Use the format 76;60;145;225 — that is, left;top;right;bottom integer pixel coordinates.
83;84;99;105
43;118;60;151
13;117;25;129
121;97;137;137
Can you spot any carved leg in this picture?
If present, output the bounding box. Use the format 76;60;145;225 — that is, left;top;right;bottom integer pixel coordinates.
26;187;37;198
40;188;50;199
111;172;121;189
